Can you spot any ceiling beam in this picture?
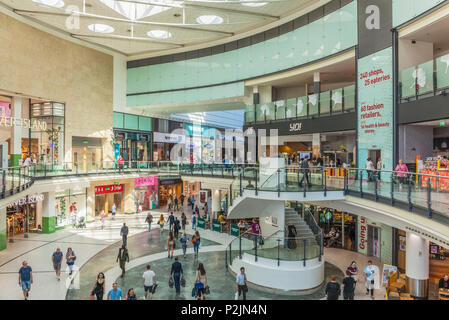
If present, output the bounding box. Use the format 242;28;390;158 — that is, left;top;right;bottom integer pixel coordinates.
113;0;280;19
14;9;235;36
72;33;184;47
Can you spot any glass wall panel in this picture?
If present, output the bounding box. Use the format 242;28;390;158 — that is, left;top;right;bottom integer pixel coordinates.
285;98;297;119
343;85;355;112
331;88;343;113
400;66;416;99
319;91;331;116
308;94;318;117
275;100;286;120
436;54;449;90
245;105;255;123
297;96;308;118
256;104;265;122
417;60;434;95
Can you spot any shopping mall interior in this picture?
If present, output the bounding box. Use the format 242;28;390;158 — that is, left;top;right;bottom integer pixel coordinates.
0;0;449;303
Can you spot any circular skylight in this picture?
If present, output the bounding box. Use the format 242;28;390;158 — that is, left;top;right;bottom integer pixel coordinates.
32;0;65;8
147;30;172;40
88;24;115;34
241;2;268;7
196;15;224;25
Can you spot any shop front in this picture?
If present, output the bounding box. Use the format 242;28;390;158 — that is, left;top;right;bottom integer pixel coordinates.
153;132;185;161
159;178;182;208
114;130;151;163
134;176;159;210
183;180;200;202
94;184;124;216
186;124;216;163
55;188;87;227
357;216;393;265
6;194;44;237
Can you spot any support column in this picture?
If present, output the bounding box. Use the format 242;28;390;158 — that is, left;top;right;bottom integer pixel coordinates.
314;72;321;116
11;97;22;167
212;189;221;222
42;191;56;234
312;133;321;159
0;207;6;251
406;233;429;299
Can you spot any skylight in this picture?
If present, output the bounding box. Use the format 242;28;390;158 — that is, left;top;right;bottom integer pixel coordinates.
241;2;268;7
196;15;224;25
99;0;175;21
32;0;65;8
147;30;172;39
88;23;115;34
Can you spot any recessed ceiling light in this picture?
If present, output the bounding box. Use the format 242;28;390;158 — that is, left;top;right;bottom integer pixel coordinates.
241;2;268;7
196;15;223;25
147;30;172;39
32;0;65;8
88;24;114;34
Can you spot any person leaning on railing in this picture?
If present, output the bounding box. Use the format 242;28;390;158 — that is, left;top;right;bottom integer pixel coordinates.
394;160;409;189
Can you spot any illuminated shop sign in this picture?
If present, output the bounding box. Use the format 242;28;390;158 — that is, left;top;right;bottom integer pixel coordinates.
289;122;303;132
153;132;185;143
0;117;47;130
94;184;124;195
9;194;45;206
358;216;368;255
134;176;158;188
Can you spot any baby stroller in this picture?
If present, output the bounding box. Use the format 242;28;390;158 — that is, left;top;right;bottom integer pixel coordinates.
76;216;86;229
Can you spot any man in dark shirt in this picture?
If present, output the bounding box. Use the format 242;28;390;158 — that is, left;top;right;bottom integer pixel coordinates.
299;156;312;187
116;245;129;278
120;223;129;247
171;257;184;294
325;275;341;300
439;274;449;290
168;212;175;232
174;217;181;239
341;270;356;300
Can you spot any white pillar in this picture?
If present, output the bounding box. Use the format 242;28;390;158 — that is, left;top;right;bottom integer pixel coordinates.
11;97;22;167
406;232;429;299
42;191;56;233
212;189;221;220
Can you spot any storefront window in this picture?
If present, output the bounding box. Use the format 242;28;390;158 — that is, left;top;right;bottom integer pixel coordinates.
31;102;65;165
55;188;87;227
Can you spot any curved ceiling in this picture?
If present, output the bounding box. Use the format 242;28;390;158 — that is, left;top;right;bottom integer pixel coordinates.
0;0;323;57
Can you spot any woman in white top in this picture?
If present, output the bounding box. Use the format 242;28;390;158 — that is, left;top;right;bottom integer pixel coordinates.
366;158;374;182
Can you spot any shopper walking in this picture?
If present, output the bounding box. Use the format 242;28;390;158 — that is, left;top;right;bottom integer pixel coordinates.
166;231;175;259
111;202;117;220
107;283;124;300
180;194;185;207
298;156;312;187
168;212;175;232
145;212;153;231
116;244;129;278
159;214;165;234
192;211;197;230
171;256;184;294
66;247;76;276
181;212;187;231
194;263;208;300
395;159;409;189
174;217;180;239
366;158;374;182
142;265;156;300
52;248;63;281
192;231;201;258
377;158;382;181
236;267;248;300
180;232;189;258
364;260;376;300
174;197;179;212
325;275;341;300
251;219;261;250
91;272;105;300
167;196;172;212
342;270;356;300
18;261;33;300
120;223;129;247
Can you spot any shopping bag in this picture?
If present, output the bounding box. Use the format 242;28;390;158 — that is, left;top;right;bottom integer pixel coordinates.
89;294;94;300
234;292;239;300
152;283;158;294
205;285;210;295
180;277;186;287
192;288;197;297
169;277;174;288
259;236;264;246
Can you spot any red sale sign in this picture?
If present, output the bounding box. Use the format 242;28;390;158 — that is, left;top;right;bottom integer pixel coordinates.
95;184;123;195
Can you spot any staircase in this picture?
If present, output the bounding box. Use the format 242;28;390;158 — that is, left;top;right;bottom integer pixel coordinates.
285;207;314;238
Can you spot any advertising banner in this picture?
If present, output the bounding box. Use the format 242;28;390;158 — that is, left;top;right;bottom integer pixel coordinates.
198;217;206;229
95;184;123;195
358;216;368;255
212;220;221;232
230;224;239;237
134;176;158;188
357;47;394;181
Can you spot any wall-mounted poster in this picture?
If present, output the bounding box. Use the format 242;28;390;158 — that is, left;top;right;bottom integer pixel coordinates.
399;235;406;252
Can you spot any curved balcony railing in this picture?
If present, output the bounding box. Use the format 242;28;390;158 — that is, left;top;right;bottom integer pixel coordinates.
0;166;34;200
228;166;449;227
226;229;323;269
